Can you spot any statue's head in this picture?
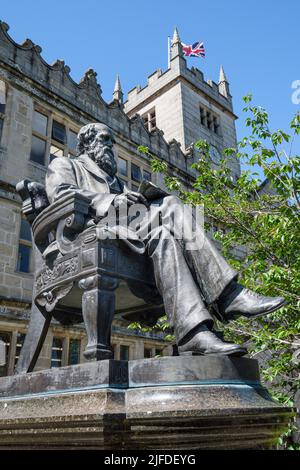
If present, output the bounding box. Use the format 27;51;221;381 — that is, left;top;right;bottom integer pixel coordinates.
77;123;117;177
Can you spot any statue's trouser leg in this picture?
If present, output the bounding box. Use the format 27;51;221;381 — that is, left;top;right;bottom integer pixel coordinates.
138;195;238;305
144;225;214;343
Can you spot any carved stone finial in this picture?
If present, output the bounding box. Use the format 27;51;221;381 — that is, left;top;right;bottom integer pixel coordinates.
113;75;123;104
21;39;42;54
172;27;181;44
52;59;71;76
114;74;122;93
80;68;102;95
33;44;42;54
169;138;181;149
85;68;98;81
52;59;65;70
185;142;194;159
219;65;228;83
218;65;230;98
22;39;34;49
0;21;9;33
170;27;183;61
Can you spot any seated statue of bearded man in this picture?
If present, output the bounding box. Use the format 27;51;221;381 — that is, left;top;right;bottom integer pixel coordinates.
45;123;285;356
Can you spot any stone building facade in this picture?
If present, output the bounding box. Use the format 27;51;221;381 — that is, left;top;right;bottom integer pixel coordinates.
0;23;239;375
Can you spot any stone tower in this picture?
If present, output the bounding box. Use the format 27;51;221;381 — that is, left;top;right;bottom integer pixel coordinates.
124;27;240;177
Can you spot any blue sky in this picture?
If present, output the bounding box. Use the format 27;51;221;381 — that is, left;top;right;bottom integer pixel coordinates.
1;0;299;148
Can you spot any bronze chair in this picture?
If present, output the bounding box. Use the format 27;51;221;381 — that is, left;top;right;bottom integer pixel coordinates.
15;179;164;374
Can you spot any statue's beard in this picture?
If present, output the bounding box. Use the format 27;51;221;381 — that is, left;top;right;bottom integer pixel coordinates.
88;143;117;177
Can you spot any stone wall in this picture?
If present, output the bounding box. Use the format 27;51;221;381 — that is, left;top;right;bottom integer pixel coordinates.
180;82;240;177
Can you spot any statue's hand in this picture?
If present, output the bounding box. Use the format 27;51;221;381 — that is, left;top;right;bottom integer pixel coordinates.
114;191;148;210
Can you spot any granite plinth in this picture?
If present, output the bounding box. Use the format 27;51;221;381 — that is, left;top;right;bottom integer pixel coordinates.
0;359;128;397
0;356;295;450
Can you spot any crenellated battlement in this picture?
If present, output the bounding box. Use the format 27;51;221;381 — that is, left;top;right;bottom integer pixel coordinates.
124;49;232;116
127;84;142;99
147;68;162;85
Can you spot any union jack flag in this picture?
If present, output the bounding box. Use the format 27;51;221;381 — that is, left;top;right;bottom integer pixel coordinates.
181;41;205;58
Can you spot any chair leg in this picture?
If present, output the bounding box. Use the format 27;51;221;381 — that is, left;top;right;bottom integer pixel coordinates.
15;303;52;374
79;274;119;361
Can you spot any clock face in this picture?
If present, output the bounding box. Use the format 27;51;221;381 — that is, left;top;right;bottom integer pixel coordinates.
209;146;221;163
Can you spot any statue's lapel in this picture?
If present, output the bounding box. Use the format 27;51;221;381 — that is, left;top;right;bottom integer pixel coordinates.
77;155;109;183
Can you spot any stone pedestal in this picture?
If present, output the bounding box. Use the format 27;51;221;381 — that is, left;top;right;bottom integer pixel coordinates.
0;357;295;450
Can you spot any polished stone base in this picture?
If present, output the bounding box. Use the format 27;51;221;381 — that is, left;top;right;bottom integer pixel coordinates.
0;356;295;449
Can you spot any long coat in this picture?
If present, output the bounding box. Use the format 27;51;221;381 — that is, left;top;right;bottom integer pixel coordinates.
45;154;146;253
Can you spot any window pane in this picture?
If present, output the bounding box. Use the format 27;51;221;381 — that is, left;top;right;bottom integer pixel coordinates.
118;157;128;177
51;337;63;368
32;110;48;135
17;244;31;273
68;130;78;151
207;112;212;130
142;110;156;132
52;120;66;144
149;109;156;132
200;107;206;125
20;218;31;242
50;144;63;162
30;135;46;165
143;170;151;182
68;339;80;365
144;348;152;358
213;116;219;134
149;110;156;124
120;345;129;361
0;331;11;377
131;163;141;182
0;80;6;114
14;333;26;366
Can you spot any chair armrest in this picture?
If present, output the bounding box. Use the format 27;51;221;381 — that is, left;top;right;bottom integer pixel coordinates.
32;192;91;252
16;179;49;224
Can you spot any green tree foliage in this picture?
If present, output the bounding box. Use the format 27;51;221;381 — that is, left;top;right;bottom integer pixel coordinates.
138;96;300;447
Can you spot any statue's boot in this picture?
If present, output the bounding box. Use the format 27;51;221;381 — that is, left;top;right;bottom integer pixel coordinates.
218;282;285;320
178;324;247;356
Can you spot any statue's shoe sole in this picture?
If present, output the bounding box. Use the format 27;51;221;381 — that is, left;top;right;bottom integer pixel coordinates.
225;298;286;321
178;347;248;357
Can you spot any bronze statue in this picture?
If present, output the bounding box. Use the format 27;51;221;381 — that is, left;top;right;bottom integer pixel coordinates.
10;123;293;450
44;123;285;356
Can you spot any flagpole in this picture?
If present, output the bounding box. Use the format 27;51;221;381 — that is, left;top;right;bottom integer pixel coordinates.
168;36;171;68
